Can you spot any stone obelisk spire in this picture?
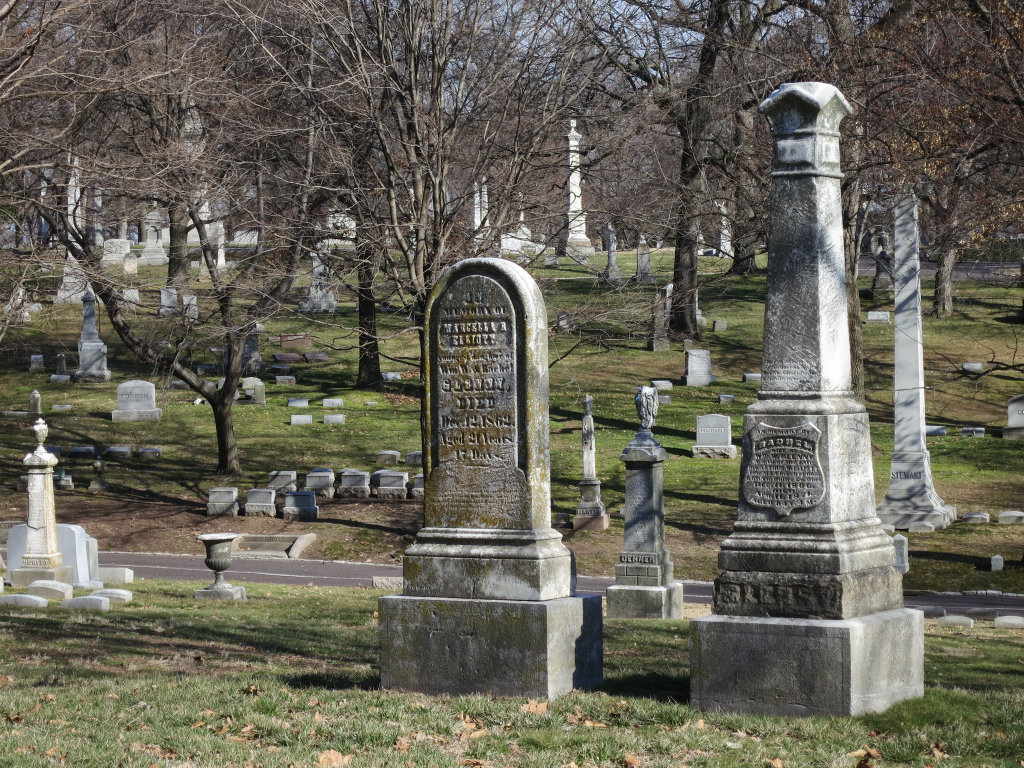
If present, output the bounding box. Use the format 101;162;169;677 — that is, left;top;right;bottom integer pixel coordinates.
690;82;923;717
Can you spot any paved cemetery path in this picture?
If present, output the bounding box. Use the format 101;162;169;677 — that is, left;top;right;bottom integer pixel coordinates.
97;551;1024;616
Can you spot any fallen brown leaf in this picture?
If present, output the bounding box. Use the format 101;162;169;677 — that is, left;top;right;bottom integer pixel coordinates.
317;749;354;766
521;699;548;715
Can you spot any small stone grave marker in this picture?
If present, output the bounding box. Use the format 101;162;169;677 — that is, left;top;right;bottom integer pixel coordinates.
336;469;370;498
245;488;277;517
684;349;715;386
282;490;318;521
692;414;736;459
111;380;162;422
207;487;239;516
268;471;297;492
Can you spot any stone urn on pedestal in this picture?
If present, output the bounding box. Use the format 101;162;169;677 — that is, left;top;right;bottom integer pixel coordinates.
195;532;247;600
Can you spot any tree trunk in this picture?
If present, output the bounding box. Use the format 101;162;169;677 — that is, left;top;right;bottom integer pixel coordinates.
167;199;190;300
356;236;381;387
211;393;242;476
669;217;700;337
933;246;956;317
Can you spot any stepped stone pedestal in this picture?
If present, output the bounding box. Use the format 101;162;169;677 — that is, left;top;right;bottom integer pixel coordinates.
379;258;602;699
689;82;923;717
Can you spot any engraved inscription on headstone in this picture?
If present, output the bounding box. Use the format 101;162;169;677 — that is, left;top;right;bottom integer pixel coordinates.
742;422;825;515
427;274;528;529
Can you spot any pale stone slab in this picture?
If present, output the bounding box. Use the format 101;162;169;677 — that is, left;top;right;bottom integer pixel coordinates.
690;609;924;716
61;596;110;611
684;349;715;386
90;593;132;606
0;594;48;607
28;580;73;600
96;567;134;584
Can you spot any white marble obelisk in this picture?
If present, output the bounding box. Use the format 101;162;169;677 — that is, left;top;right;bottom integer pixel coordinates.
876;196;956;530
563;120;595;263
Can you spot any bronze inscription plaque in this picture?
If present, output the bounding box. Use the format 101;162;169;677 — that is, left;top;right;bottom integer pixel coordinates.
742;421;825;516
427;274;528;528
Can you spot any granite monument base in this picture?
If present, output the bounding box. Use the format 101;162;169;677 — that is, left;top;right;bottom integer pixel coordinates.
111;408;162;422
10;565;72;589
194;585;247;600
606;581;684;619
379;593;603;699
690;608;923;716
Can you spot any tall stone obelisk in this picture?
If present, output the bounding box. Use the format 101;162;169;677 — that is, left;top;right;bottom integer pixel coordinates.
379;258;602;699
689;83;923;717
876;196;956;530
563;120;595;263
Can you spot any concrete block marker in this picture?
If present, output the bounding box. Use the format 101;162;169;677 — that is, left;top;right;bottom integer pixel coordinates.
61;596;110;611
28;580;73;601
90;588;133;603
0;594;48;608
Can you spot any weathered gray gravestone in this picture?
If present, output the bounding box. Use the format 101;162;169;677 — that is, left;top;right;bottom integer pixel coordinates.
876;196;956;530
73;292;111;382
573;394;609;530
689;82;923;717
635;236;654;284
692;413;737;459
1004;394;1024;440
379;257;602;699
648;284;672;352
602;222;621;282
606;387;684;619
110;380;162;422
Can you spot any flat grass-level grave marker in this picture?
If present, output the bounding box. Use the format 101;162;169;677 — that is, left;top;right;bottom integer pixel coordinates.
379;257;602;699
690;82;924;717
876;195;956;530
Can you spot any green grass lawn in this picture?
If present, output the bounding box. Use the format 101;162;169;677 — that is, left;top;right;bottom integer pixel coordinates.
0;581;1022;767
1;252;1023;591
